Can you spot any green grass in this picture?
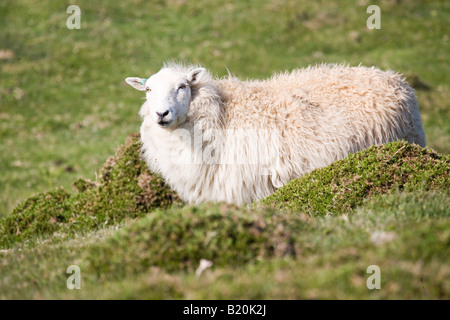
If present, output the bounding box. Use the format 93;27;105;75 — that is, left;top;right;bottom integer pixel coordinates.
1;191;448;299
0;0;449;299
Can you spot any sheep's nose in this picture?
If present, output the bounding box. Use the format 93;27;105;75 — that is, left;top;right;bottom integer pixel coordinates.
156;110;169;119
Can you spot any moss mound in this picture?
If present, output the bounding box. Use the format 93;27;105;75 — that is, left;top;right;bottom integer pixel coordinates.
0;133;179;249
87;203;308;277
261;141;449;215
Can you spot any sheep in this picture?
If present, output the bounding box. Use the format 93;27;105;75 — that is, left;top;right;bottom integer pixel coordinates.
125;62;426;205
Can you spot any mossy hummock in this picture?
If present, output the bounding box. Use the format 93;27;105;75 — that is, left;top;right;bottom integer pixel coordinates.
261;141;449;215
0;133;179;249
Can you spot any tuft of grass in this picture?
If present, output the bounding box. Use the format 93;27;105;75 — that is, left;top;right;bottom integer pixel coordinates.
87;203;307;278
261;141;449;215
0;133;180;249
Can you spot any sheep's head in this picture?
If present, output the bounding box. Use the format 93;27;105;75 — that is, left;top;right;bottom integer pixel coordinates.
126;67;206;128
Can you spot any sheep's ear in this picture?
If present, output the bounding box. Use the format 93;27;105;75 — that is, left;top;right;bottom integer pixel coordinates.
186;68;206;86
125;77;147;91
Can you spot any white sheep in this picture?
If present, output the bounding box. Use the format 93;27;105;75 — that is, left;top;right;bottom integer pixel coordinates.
125;62;426;205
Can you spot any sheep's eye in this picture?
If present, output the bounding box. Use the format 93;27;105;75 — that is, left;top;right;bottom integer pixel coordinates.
146;87;151;92
178;84;186;90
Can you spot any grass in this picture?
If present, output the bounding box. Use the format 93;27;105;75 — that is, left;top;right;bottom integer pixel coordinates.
1;190;448;299
0;0;449;299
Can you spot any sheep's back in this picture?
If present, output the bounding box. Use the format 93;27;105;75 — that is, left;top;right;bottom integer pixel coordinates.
217;65;424;147
215;65;425;182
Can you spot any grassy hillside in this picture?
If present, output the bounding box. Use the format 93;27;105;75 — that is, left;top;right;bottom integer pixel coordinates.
1;135;449;299
2;193;450;299
0;0;449;299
